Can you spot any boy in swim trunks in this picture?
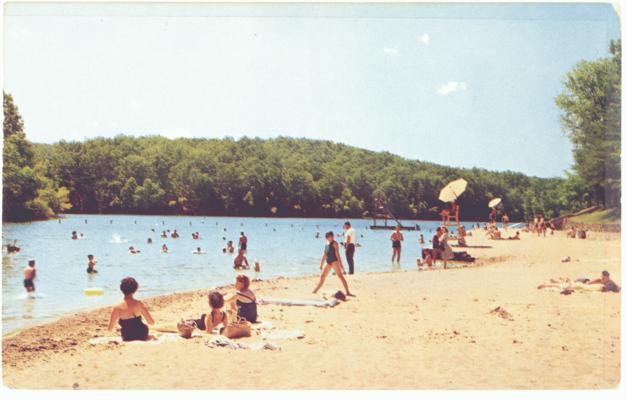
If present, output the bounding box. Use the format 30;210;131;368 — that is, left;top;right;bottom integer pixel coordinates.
23;260;36;293
87;254;98;273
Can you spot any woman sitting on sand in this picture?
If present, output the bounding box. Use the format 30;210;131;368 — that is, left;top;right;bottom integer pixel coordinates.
108;277;155;341
226;275;258;323
194;291;229;334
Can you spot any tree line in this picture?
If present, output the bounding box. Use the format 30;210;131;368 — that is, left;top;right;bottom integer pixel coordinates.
2;41;619;222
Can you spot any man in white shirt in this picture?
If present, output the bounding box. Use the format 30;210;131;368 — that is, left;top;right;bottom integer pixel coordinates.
343;221;356;275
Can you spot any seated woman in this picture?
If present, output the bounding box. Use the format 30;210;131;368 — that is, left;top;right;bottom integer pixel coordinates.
226;275;257;323
233;249;250;269
108;277;155;341
194;291;229;334
507;231;521;240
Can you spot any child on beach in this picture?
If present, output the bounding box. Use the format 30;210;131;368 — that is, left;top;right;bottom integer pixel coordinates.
87;255;98;273
194;291;229;334
108;277;155;341
313;231;353;296
226;275;258;323
23;260;36;293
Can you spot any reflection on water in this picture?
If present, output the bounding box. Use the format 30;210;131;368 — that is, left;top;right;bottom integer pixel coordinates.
2;214;470;334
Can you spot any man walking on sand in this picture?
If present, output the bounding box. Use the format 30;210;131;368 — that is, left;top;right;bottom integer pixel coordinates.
343;221;356;275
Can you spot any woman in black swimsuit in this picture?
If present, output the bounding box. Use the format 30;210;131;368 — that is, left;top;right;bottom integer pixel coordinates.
226;275;257;323
108;277;155;341
312;231;352;296
195;291;229;333
390;226;404;263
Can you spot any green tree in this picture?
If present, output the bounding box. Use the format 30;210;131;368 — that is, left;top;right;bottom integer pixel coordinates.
556;39;621;207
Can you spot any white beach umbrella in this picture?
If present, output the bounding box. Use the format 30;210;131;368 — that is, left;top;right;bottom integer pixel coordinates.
489;198;502;208
438;179;468;202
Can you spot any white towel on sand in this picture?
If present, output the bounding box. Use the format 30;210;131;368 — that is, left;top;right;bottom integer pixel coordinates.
259;297;339;307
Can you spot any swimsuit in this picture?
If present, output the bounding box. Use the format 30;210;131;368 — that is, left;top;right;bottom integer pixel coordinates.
195;311;226;331
23;279;34;289
325;241;338;264
236;291;258;323
392;240;401;249
118;315;149;341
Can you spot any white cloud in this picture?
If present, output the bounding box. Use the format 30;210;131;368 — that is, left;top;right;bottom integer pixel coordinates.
383;47;399;57
436;81;467;95
418;33;430;45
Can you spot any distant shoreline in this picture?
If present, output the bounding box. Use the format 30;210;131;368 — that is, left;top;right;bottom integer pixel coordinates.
6;212;514;225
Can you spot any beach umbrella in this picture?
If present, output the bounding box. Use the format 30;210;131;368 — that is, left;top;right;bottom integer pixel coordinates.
438;179;468;202
489;198;502;208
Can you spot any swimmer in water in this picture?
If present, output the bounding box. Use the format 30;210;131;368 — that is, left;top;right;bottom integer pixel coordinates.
71;231;78;240
254;260;261;273
233;249;250;269
226;241;235;254
161;231;167;238
162;244;169;253
23;260;36;293
87;254;98;273
147;238;152;244
419;234;425;245
129;246;140;254
193;247;205;255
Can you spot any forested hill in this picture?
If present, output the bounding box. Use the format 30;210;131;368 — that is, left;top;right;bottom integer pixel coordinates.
27;135;584;221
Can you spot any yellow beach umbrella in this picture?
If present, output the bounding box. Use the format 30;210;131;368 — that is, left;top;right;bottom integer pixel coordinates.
489;198;502;208
439;179;468;202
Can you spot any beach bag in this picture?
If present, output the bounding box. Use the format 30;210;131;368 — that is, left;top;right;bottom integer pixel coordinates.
177;319;197;339
224;315;251;339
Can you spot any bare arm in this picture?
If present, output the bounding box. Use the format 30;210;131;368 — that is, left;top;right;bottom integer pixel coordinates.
140;302;155;325
333;243;343;268
320;252;326;269
107;307;119;331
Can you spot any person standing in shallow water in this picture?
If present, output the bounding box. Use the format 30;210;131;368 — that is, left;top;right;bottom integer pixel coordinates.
23;260;36;293
313;231;353;296
238;232;248;253
390;226;404;263
343;221;356;275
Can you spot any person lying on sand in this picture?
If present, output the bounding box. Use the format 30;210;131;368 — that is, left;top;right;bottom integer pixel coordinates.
507;231;521;240
194;291;229;334
226;275;258;323
108;277;155;341
537;271;620;294
587;271;621;293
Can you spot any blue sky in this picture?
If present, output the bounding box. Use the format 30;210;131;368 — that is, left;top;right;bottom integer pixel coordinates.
3;2;620;178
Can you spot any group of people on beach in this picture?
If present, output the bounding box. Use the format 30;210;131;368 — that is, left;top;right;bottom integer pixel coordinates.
107;274;258;341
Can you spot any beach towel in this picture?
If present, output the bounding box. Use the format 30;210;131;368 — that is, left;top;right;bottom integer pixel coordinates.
259;297;340;308
260;330;305;341
204;336;281;351
88;332;202;346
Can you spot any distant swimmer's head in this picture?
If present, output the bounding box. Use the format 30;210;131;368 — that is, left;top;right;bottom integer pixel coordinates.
87;254;94;260
240;232;244;236
197;247;201;252
28;260;35;267
120;277;138;296
222;248;226;253
236;274;250;291
208;291;224;309
343;221;351;229
325;231;334;242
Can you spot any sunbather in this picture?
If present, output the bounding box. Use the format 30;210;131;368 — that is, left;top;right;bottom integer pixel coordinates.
194;291;229;333
226;275;258;323
108;277;155;341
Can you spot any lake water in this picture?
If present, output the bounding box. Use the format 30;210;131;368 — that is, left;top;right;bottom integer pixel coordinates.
2;214;479;334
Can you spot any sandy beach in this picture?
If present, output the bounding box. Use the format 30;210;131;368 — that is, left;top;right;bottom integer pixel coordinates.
2;229;620;389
